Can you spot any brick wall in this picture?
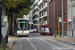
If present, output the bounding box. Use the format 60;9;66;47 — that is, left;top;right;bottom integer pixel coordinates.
47;0;67;32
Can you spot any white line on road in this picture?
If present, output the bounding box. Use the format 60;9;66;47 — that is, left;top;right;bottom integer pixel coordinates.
39;39;60;50
43;37;75;50
20;39;22;50
26;38;37;50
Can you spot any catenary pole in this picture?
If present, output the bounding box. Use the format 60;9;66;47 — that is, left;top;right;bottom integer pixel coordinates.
71;1;73;36
54;0;56;38
57;0;58;38
62;0;64;38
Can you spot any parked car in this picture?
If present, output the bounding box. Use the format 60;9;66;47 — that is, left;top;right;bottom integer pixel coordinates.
40;28;45;35
44;28;53;35
34;28;38;33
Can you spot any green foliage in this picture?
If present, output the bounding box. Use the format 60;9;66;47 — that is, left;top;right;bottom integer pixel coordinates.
0;48;2;50
5;45;9;48
4;0;21;10
41;18;44;21
4;0;34;21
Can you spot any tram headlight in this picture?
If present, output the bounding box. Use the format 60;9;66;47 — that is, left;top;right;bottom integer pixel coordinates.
17;31;19;33
27;31;29;33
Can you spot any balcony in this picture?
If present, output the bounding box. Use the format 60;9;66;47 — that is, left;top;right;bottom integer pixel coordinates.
33;23;38;25
32;12;38;17
35;18;38;20
33;21;38;25
43;3;47;8
32;1;38;8
38;0;43;5
33;6;38;12
33;18;38;21
39;3;47;12
32;15;38;21
42;21;47;25
43;12;47;18
40;12;47;18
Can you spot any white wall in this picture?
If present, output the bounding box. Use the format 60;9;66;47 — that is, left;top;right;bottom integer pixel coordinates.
67;0;75;37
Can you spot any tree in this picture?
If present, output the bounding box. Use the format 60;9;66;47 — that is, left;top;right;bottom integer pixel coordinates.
3;0;34;35
4;0;34;21
4;0;34;17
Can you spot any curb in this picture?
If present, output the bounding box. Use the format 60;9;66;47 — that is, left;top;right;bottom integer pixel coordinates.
46;35;75;45
10;40;16;50
53;37;75;45
56;39;75;45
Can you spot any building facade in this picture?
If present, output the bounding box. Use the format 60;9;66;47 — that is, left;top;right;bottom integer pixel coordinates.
47;0;67;36
38;0;47;28
29;10;33;22
32;0;39;29
67;0;75;37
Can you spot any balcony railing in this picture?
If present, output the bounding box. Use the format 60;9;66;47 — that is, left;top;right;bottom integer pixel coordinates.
40;12;47;18
32;1;38;8
43;12;47;17
32;12;38;17
39;3;47;12
38;0;43;5
33;23;38;25
42;21;47;25
33;18;38;21
33;6;38;12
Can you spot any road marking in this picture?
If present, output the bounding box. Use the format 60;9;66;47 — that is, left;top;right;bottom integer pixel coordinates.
56;41;75;50
44;37;73;49
26;38;37;50
20;39;22;50
45;35;55;37
10;38;17;50
11;46;14;50
43;37;74;50
39;39;58;49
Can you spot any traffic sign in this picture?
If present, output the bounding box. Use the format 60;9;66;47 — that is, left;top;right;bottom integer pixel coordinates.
63;20;67;24
1;26;7;37
61;20;63;24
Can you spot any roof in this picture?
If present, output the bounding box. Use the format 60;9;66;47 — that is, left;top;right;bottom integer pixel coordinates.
17;18;29;21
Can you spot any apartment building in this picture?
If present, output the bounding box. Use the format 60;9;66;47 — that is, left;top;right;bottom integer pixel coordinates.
67;0;75;37
32;0;39;28
47;0;67;36
29;10;33;22
38;0;47;28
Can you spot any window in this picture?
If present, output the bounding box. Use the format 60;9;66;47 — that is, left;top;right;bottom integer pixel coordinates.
18;20;29;30
42;13;43;16
42;4;43;8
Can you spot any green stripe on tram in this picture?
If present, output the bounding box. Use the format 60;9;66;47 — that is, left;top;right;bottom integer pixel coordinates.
20;22;26;23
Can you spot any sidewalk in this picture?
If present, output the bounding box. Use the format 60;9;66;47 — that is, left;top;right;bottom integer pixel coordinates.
53;35;75;45
7;36;16;50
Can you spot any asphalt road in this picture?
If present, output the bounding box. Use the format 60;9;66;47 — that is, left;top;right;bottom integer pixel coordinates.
13;33;75;50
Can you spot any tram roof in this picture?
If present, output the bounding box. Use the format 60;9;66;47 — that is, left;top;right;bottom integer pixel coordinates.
17;18;29;21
